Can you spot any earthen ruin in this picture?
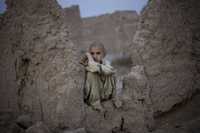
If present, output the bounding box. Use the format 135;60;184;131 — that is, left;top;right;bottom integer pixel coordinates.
0;0;200;133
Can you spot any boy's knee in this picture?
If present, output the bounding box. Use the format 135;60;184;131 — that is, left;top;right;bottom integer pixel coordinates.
87;72;99;80
87;71;96;77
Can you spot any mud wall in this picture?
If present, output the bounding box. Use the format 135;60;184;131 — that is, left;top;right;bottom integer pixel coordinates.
129;0;200;115
81;11;138;55
0;0;84;129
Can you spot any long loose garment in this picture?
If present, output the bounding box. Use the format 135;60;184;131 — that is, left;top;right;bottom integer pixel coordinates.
84;58;116;109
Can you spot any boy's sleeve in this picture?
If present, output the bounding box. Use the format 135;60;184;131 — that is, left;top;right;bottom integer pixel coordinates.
100;62;116;75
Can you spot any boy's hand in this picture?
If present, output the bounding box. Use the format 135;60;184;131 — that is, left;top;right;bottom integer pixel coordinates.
79;54;88;66
86;52;94;62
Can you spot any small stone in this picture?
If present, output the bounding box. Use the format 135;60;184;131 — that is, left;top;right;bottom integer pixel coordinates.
16;115;32;129
62;128;86;133
10;123;25;133
25;121;51;133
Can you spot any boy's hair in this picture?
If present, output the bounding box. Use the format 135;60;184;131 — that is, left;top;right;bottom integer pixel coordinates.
89;41;106;57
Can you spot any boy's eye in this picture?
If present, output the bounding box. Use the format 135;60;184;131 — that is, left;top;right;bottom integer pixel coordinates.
90;52;101;55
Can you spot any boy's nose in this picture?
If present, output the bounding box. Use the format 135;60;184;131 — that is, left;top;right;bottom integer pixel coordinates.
93;54;97;58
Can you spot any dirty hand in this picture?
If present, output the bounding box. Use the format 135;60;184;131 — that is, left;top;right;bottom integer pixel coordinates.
79;54;88;66
86;52;94;62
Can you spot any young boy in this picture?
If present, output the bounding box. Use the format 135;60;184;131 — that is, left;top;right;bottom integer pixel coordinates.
80;41;116;111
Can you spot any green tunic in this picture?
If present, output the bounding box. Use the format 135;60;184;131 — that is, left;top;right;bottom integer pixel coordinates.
84;59;116;110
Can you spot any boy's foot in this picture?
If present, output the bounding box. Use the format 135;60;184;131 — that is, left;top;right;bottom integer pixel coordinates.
91;101;105;112
112;98;122;108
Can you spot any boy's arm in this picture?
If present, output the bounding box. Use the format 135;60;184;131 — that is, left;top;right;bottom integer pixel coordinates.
85;53;115;75
85;52;100;72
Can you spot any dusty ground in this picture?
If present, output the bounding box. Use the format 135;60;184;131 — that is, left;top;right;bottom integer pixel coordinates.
153;92;200;133
1;94;200;133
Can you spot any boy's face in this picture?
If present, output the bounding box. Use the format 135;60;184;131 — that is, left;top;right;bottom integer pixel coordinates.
90;47;104;63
